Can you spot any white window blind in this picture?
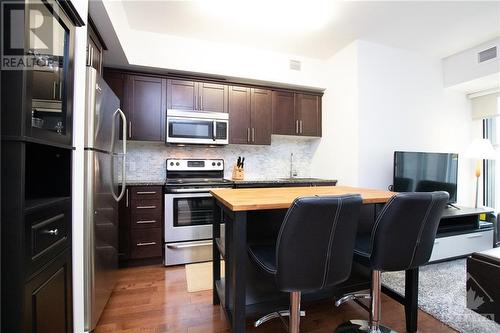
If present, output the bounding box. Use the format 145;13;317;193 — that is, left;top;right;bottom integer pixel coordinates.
470;90;500;120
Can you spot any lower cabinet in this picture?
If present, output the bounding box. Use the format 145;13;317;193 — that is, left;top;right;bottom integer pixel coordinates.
23;249;73;333
119;185;163;266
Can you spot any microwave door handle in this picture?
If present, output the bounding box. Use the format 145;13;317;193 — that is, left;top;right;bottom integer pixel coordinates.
213;121;216;141
110;108;127;202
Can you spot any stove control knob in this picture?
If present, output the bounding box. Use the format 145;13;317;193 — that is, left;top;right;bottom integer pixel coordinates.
170;162;174;166
176;162;180;166
217;162;221;166
212;162;216;166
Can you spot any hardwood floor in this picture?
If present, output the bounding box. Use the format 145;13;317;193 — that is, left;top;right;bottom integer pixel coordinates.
94;265;456;333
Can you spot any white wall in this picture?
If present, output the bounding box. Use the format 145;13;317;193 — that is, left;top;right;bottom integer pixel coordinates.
71;0;88;332
356;40;474;205
311;41;360;185
101;1;326;90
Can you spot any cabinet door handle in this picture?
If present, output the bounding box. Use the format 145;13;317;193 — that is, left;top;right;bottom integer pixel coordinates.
136;220;156;224
136;191;157;195
128;121;132;138
125;188;129;207
42;228;59;236
137;241;157;247
296;120;299;134
200;95;203;110
136;205;157;209
300;120;303;134
252;128;255;142
247;128;251;142
194;95;197;110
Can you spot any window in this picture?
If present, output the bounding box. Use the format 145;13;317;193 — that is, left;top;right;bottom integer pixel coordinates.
483;118;498;208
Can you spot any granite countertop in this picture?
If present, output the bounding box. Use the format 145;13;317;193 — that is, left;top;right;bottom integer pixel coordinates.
125;180;166;186
229;178;338;184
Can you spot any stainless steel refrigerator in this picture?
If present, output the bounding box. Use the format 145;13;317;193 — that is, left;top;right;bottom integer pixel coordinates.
84;67;127;331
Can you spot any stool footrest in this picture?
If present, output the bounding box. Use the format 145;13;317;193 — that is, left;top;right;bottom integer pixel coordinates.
335;291;371;307
254;310;306;328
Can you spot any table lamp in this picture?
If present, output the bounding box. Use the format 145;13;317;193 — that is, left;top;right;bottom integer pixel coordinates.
465;138;497;208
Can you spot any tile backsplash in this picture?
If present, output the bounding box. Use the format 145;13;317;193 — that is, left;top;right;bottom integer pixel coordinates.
123;135;319;181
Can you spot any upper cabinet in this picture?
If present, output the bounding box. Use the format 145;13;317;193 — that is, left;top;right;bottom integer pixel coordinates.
103;68;322;144
295;93;322;137
1;0;80;147
272;91;295;135
228;86;272;145
86;17;106;75
104;71;167;142
272;91;322;137
127;75;167;141
167;79;228;113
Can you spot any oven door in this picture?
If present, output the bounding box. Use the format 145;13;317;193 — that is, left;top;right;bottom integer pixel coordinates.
164;192;214;242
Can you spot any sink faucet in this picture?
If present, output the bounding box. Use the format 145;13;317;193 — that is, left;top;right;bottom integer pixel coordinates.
290;153;297;178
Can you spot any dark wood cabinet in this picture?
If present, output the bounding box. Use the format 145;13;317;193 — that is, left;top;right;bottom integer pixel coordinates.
295;93;321;137
127;75;167;141
250;89;272;145
228;86;251;144
272;91;295;135
23;250;73;333
104;67;322;143
272;91;322;137
167;79;198;111
199;82;228;113
1;2;81;331
119;186;163;266
87;17;106;74
167;79;228;113
229;87;272;145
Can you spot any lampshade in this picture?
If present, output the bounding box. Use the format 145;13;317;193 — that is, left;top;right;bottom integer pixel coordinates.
465;138;497;160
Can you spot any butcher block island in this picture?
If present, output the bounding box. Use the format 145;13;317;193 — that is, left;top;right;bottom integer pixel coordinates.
210;185;396;211
209;185;420;333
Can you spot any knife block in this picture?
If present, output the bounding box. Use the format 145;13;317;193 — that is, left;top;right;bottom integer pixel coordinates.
232;165;245;180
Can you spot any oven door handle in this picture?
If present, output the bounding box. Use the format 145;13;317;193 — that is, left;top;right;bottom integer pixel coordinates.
167;188;224;193
167;242;212;249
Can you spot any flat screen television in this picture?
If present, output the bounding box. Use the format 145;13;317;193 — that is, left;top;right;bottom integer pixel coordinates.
393;151;458;203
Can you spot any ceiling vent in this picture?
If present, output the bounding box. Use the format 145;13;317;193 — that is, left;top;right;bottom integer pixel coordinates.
478;46;497;63
289;59;301;71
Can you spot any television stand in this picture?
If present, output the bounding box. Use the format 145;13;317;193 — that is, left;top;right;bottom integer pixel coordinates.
429;206;495;262
446;203;461;210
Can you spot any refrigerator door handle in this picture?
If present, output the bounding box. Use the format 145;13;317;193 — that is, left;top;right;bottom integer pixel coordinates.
110;108;127;202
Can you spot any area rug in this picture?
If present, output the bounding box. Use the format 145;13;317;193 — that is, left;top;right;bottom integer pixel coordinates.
382;259;500;333
185;261;225;292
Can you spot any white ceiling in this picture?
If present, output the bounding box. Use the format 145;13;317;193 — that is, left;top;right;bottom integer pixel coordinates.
121;1;500;59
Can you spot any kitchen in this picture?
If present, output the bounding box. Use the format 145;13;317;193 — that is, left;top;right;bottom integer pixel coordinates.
2;1;500;333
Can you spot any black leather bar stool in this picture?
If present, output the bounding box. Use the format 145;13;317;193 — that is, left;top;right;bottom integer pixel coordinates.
248;194;363;333
335;191;449;333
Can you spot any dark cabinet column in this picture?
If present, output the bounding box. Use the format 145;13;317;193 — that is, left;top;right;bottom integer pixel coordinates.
250;88;272;145
167;79;198;111
229;86;251;144
295;93;321;137
199;82;228;113
272;91;296;135
128;75;167;141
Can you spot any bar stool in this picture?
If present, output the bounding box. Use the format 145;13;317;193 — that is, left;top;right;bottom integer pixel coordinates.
335;191;449;333
248;194;363;333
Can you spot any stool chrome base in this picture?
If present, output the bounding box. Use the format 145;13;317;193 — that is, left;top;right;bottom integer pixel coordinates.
254;310;306;327
335;320;398;333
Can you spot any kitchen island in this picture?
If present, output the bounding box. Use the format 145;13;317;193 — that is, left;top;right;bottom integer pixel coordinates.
210;186;422;333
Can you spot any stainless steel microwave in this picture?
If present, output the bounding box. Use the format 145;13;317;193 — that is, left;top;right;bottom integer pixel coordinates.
166;110;229;145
